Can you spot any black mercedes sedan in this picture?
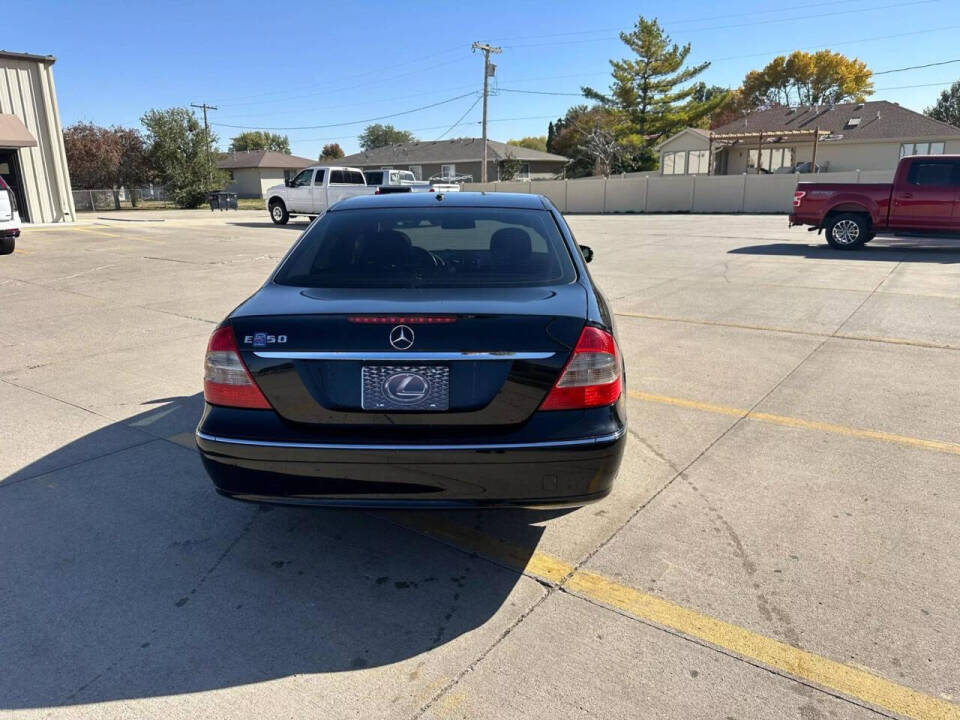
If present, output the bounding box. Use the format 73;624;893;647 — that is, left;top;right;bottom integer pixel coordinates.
196;192;626;508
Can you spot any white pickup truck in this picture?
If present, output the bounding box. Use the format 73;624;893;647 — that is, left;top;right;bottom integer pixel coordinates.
363;169;461;193
0;175;21;255
266;166;374;224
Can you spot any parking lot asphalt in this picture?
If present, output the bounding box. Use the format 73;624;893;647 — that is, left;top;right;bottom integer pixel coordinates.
2;210;958;719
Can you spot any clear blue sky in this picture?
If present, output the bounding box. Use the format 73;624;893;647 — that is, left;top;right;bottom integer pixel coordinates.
9;0;960;158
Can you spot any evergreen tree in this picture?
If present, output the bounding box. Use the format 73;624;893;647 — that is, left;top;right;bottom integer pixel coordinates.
582;16;727;169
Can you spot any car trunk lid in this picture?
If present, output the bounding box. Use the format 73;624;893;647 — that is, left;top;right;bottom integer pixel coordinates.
232;284;586;429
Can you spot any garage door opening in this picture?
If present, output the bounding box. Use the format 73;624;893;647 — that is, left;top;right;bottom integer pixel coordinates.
0;149;28;223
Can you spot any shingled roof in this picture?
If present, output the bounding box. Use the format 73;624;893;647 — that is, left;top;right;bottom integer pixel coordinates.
217;150;315;170
712;101;960;141
337;138;569;166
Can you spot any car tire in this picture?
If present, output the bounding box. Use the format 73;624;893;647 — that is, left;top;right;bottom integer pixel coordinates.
825;213;868;250
269;200;289;225
0;236;14;255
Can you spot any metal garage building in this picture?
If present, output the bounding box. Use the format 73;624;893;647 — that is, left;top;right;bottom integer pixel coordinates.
0;50;75;224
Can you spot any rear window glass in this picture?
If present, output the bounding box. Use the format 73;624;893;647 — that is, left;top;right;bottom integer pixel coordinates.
330;170;364;185
907;161;959;186
364;171;383;185
274;207;576;288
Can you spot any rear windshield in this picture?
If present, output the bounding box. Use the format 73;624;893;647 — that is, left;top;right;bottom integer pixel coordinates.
274;207;576;288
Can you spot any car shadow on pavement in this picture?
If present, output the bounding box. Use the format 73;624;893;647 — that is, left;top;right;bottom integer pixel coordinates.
0;393;560;710
729;240;960;262
227;221;312;230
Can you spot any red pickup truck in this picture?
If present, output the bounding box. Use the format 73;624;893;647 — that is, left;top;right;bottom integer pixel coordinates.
789;155;960;249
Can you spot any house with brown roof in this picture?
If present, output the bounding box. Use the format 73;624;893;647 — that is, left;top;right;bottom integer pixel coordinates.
216;150;315;198
655;101;960;176
335;138;570;182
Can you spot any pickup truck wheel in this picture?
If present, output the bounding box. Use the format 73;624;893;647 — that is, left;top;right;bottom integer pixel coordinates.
269;200;289;225
0;236;14;255
825;214;868;250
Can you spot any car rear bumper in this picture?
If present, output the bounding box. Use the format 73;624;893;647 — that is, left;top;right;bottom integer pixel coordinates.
196;406;626;508
0;226;19;239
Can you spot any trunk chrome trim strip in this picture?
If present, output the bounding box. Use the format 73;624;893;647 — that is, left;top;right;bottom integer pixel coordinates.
251;351;556;361
195;427;625;451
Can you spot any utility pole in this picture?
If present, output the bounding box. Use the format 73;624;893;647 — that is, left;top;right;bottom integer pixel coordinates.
191;103;218;188
472;42;501;184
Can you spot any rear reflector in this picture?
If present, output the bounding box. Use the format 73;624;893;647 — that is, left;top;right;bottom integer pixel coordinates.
348;316;457;324
203;325;271;409
540;326;622;411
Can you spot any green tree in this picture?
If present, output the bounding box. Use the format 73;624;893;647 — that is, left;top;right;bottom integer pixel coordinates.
63;122;149;208
358;123;415;150
141;107;226;208
583;16;728;171
498;151;524;181
740;50;873;109
229;131;291;153
320;142;345;160
925;80;960;128
508;136;547;152
546;105;618;177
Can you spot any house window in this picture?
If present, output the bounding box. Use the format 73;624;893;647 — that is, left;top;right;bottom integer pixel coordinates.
226;170;234;181
441;164;456;179
687;150;710;175
408;165;422;180
901;142;945;157
517;163;530;180
748;147;795;172
661;151;686;175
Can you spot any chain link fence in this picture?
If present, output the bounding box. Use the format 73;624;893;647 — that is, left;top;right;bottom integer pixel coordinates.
72;185;173;211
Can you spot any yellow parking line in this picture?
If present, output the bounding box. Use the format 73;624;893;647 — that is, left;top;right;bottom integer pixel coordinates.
627;390;960;456
615;311;960;352
387;514;960;720
565;570;960;720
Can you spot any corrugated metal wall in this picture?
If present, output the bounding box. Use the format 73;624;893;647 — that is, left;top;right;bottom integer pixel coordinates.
0;57;75;223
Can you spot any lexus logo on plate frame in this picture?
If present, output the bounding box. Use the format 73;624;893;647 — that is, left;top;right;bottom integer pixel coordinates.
382;372;430;403
389;324;414;350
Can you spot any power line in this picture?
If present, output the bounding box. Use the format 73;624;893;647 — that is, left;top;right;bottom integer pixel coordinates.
710;24;960;63
504;0;940;48
874;80;957;91
290;114;565;144
499;88;586;97
874;58;960;75
436;94;483;140
488;0;878;42
211;92;477;131
214;55;476;109
210;44;471;106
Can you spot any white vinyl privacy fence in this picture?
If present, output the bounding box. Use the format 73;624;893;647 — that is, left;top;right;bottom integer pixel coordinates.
461;170;895;214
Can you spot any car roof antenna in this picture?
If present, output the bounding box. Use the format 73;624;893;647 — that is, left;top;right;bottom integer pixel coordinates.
435;192;444;201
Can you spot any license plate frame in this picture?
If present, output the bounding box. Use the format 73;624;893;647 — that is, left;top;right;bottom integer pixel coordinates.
361;365;450;411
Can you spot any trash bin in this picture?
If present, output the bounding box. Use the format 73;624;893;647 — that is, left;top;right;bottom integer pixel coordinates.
208;192;238;211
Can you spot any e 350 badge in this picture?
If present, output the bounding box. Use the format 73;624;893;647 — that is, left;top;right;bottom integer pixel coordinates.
244;333;288;348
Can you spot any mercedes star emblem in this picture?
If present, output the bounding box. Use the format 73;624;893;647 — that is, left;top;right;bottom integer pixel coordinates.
389;324;415;350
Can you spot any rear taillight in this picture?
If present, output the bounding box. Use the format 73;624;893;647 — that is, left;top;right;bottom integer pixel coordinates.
793;190;806;207
540;326;622;411
203;325;271;409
